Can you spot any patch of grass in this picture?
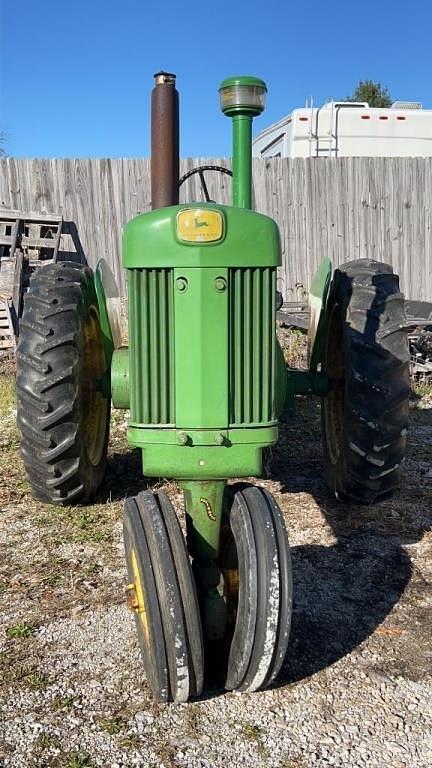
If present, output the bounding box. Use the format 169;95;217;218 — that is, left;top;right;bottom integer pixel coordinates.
410;444;432;461
242;723;264;741
44;503;115;546
26;670;49;690
154;740;177;767
0;453;28;502
0;376;16;413
0;375;19;450
0;643;50;691
411;381;432;398
0;432;20;452
35;731;59;751
76;509;99;530
1;665;27;686
63;753;95;768
118;733;142;750
6;621;36;639
284;329;308;368
0;654;46;689
74;508;112;544
183;704;200;737
0;648;25;685
100;715;127;735
241;723;268;758
53;695;77;711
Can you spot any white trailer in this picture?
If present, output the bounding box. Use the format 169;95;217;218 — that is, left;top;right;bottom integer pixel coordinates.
252;101;432;158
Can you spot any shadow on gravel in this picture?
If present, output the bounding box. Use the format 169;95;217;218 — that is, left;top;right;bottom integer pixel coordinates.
97;449;151;502
271;403;432;687
281;538;411;684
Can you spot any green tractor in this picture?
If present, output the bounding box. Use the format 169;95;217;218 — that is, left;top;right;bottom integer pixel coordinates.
16;73;410;702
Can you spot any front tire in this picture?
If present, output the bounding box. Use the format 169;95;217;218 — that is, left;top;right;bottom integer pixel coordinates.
124;491;204;703
220;484;293;692
16;261;110;505
321;259;410;503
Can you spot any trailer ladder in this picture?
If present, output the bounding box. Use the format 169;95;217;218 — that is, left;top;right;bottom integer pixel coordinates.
310;101;338;158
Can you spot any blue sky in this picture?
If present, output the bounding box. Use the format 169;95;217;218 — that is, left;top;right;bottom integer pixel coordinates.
1;0;431;158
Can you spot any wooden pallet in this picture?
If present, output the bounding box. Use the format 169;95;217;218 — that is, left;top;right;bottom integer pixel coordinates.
0;212;62;263
0;299;16;351
0;211;63;350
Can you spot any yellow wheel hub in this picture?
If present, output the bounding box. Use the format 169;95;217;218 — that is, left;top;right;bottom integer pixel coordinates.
82;306;108;466
126;549;150;648
223;568;239;606
223;566;239;630
220;527;240;622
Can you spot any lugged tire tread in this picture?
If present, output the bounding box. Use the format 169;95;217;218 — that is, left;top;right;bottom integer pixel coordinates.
322;259;410;502
16;261;109;505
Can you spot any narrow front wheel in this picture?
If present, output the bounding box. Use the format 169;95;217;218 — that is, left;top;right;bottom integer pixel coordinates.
123;490;204;703
220;484;293;692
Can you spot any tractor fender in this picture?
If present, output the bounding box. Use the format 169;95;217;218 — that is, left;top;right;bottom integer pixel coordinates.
307;257;333;371
94;258;122;367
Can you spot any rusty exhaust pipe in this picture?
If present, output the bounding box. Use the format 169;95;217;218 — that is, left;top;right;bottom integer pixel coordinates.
151;71;179;210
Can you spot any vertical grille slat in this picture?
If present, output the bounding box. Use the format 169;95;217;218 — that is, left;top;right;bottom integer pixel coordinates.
270;270;276;411
262;268;271;414
159;269;168;424
142;270;150;423
150;271;159;420
232;269;244;423
129;268;138;419
128;268;174;425
252;268;262;422
229;267;275;426
243;268;252;423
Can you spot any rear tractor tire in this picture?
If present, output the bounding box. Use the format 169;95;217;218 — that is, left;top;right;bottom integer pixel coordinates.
321;259;410;503
16;261;110;505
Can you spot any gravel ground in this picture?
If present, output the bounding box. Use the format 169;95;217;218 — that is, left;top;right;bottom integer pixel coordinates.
0;347;431;768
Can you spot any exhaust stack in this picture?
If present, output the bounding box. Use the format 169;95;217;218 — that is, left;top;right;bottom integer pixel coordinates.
151;71;179;210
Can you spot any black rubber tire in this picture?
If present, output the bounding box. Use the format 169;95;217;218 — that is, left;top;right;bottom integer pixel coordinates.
124;491;204;703
321;259;410;503
124;497;169;700
16;261;110;504
156;491;204;698
221;484;293;693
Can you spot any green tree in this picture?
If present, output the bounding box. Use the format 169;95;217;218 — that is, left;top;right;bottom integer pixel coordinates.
346;80;392;107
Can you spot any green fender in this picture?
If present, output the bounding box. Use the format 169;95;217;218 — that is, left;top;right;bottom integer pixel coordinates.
94;259;124;400
94;259;122;364
308;257;333;371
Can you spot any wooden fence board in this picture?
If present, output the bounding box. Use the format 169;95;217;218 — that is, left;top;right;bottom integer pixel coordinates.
1;157;431;300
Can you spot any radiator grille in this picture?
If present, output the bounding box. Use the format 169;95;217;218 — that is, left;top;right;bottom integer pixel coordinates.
128;268;174;425
229;267;276;426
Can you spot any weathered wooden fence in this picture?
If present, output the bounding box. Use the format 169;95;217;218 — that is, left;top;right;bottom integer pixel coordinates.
1;157;431;300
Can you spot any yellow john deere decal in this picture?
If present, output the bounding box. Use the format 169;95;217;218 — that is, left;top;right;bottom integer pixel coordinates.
176;209;224;243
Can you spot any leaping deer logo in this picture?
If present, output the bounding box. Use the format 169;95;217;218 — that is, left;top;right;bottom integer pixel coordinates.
194;217;209;228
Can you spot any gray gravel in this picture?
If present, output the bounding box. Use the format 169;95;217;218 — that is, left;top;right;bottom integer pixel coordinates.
1;387;431;767
2;612;432;768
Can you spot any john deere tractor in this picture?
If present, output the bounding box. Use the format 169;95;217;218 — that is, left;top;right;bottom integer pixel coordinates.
16;73;410;702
